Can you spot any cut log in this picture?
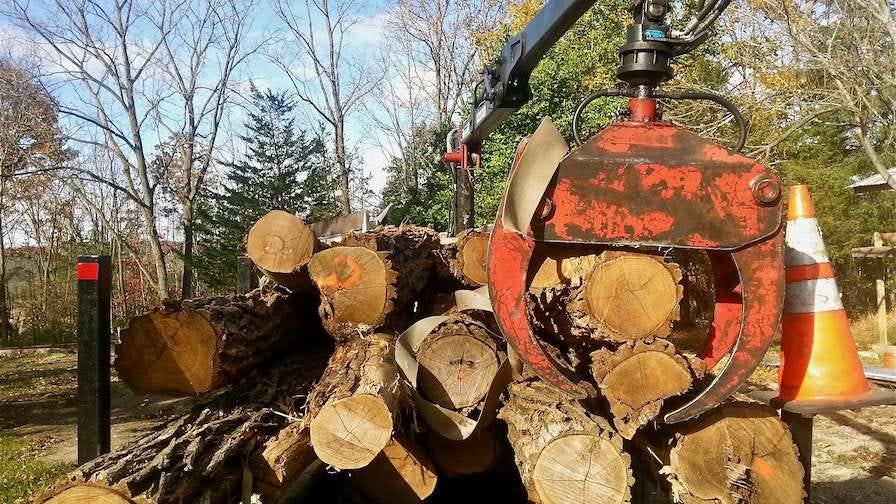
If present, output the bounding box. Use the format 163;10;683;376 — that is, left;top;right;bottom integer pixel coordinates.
591;339;704;439
529;251;682;344
36;349;330;504
427;427;499;476
37;483;142;503
667;249;716;353
309;226;440;341
416;316;500;409
246;210;322;291
307;333;401;470
353;437;438;504
435;228;490;288
250;423;319;503
645;401;804;504
115;287;321;395
499;378;633;504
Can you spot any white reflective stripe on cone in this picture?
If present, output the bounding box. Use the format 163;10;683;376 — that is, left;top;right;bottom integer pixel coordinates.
785;218;831;266
784;277;844;314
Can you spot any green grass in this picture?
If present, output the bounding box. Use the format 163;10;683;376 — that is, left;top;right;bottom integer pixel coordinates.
0;434;71;503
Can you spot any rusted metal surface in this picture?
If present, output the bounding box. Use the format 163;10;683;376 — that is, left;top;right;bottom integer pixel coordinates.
487;107;786;423
532;122;781;249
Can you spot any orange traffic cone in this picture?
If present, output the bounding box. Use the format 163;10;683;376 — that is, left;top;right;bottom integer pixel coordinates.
777;185;887;406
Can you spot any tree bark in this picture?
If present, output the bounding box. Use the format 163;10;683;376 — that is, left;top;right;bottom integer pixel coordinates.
115;286;322;395
640;401;805;504
180;204;194;299
452;166;474;235
499;377;633;504
250;422;320;503
35;349;331;504
307;332;402;470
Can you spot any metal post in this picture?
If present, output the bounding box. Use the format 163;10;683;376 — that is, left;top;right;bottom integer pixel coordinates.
237;255;258;295
76;255;112;464
781;410;813;503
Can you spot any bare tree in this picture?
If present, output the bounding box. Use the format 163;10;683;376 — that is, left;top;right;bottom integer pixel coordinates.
4;0;258;299
271;0;380;214
745;0;896;187
151;0;260;298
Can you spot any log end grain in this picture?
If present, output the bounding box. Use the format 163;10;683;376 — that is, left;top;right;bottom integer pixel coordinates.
456;230;489;286
584;254;681;341
115;309;218;395
592;339;696;439
533;433;631;504
308;247;396;338
309;393;394;470
666;402;805;504
417;318;500;409
38;484;138;504
246;210;317;289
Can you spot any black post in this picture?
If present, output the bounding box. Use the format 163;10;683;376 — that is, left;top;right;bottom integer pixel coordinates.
76;255;112;464
237;255;258;295
781;410;813;503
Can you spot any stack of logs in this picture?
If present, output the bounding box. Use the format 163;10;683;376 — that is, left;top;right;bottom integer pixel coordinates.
38;210;804;504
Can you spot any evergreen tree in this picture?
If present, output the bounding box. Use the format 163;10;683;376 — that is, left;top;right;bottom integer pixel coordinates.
193;86;339;292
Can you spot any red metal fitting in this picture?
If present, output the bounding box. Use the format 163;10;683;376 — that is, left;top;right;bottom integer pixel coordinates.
629;98;657;122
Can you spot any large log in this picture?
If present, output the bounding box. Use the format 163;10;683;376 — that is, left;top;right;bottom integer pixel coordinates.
591;339;704;439
307;332;402;470
308;226;440;341
353;437;438;504
250;423;320;503
35;348;331;504
416;316;501;410
643;401;804;504
115;287;321;395
246;210;322;291
529;251;683;345
499;378;633;504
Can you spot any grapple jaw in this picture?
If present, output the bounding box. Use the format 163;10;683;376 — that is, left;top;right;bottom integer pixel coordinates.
486;110;785;423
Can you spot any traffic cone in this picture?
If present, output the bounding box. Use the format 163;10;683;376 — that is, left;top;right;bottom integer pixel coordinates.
778;185;873;403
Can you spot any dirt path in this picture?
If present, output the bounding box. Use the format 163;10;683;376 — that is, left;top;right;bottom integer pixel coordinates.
0;350;193;465
0;350;893;502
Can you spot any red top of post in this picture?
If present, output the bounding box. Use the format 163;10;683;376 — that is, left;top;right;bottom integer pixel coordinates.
77;262;99;281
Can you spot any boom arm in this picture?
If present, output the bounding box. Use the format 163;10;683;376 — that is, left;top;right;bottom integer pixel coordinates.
446;0;734;165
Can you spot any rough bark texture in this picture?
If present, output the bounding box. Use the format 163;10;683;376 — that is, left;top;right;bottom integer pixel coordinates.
591;339;705;439
309;226;439;341
667;249;716;354
36;349;331;504
417;316;500;410
353;437;438;504
115;287;321;395
645;401;805;504
246;210;322;291
307;333;402;470
499;377;633;504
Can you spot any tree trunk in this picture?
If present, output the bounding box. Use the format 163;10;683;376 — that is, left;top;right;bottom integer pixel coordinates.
35;349;331;504
640;401;805;504
499;377;633;504
306;332;402;470
335;120;352;214
139;204;170;300
308;226;439;341
0;194;11;345
180;204;195;299
114;286;322;395
591;339;704;439
416;316;500;410
453;167;474;235
246;210;321;291
353;437;438;504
